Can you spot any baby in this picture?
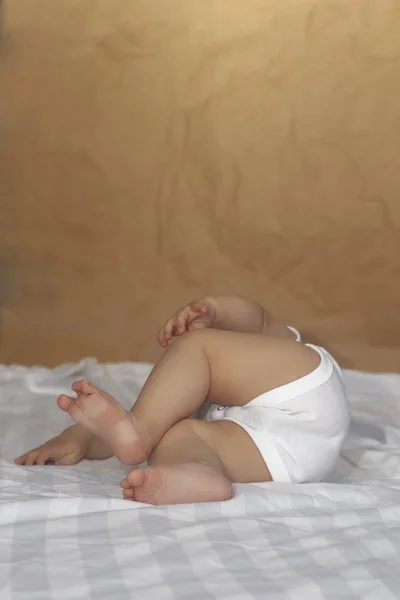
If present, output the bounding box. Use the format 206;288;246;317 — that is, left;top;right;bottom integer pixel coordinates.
15;296;350;505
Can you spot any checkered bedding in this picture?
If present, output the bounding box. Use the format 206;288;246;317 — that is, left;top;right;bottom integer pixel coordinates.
1;359;400;599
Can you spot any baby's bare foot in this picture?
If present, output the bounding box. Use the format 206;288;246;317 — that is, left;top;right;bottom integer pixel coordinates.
57;380;150;465
15;427;88;466
120;463;233;505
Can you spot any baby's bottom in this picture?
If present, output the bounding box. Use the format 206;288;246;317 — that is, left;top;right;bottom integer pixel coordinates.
58;329;319;505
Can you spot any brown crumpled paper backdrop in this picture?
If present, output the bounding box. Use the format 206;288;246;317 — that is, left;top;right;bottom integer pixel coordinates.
1;0;400;370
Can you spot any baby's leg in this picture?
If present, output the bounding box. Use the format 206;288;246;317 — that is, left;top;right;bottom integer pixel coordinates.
120;418;271;505
129;329;319;454
57;330;319;467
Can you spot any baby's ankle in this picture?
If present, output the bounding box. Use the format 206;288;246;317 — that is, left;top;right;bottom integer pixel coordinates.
111;415;152;465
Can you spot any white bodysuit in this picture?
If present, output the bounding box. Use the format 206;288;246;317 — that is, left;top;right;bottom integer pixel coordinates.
203;327;350;483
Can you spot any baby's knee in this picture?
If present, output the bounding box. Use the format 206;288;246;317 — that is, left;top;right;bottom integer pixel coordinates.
154;418;214;450
168;329;214;353
175;418;218;452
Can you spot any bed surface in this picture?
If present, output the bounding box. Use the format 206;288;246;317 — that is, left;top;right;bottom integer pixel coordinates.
1;359;400;599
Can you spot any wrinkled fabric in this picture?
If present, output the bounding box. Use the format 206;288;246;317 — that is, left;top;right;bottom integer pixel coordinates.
2;359;400;599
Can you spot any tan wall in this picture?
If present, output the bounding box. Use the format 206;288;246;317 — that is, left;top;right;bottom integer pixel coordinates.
1;0;400;370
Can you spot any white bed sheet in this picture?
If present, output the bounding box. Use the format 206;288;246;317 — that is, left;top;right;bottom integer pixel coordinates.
1;358;400;599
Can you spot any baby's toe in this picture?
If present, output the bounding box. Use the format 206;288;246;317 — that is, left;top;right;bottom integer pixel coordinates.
35;451;51;466
72;379;90;393
81;381;99;395
25;452;39;466
57;394;75;412
126;468;147;487
123;488;136;500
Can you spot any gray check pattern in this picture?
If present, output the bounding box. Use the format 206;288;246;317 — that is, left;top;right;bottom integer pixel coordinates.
1;359;400;599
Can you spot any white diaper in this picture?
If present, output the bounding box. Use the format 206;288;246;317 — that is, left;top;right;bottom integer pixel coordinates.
203;327;350;484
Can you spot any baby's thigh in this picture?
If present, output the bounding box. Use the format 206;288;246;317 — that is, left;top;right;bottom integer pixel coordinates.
193;329;319;407
205;420;273;484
